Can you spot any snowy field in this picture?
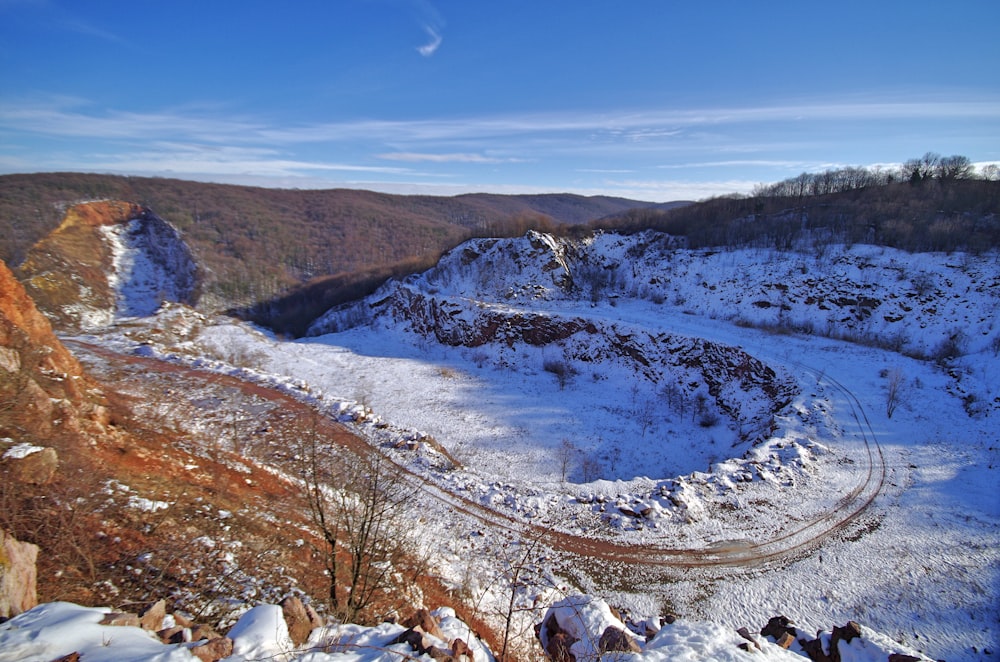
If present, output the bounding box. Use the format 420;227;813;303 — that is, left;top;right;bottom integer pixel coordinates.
60;234;1000;660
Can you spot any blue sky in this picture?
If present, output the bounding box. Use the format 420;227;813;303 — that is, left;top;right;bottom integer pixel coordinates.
2;0;999;201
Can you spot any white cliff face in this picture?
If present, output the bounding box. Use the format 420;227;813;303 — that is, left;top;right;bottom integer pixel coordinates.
99;212;199;321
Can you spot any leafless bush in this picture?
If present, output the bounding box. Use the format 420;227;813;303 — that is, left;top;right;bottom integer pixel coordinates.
556;439;577;483
932;329;967;365
884;368;905;419
295;418;414;624
543;358;577;390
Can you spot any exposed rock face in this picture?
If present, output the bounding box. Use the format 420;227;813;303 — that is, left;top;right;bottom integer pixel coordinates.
598;626;642;654
342;277;793;441
16;200;198;330
0;259;102;440
139;599;167;631
0;529;39;618
312;231;797;443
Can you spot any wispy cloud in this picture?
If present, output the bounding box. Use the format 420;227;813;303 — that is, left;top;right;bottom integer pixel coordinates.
0;97;261;142
656;159;832;170
3;94;998;200
378;151;519;163
417;25;442;56
9;96;994;147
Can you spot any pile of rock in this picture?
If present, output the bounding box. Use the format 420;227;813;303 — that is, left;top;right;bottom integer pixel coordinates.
62;595;322;662
756;614;927;662
388;608;475;661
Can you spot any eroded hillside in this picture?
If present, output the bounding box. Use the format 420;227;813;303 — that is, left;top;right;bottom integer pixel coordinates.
15;201;198;330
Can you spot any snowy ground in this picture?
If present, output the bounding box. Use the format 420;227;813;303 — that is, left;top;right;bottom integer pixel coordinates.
73;235;1000;660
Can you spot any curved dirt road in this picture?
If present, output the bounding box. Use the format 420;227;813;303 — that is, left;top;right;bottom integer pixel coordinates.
68;339;885;570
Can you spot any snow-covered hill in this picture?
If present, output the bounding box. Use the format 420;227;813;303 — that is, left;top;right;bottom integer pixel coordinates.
100;211;199;319
312;229;999;360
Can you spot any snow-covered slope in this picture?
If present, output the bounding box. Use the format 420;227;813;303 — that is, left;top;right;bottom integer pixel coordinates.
100;212;199;319
312;230;999;359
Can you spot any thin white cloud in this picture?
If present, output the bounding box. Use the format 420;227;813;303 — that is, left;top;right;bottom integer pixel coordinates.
0;98;261;141
256;99;1000;146
656;159;828;170
417;25;442;56
41;141;415;179
377;151;518;163
604;178;761;201
7;96;996;148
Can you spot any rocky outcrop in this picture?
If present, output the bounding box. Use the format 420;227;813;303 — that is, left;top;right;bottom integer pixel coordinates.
353;277;794;440
0;529;39;618
16;201;198;330
0;259;105;441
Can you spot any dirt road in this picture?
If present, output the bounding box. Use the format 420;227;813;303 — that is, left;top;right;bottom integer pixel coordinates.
67;339;885;570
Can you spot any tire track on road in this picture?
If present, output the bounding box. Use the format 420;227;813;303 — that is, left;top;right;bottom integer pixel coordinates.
68;339;885;570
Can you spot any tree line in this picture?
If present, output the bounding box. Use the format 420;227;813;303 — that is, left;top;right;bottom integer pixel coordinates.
590;154;1000;255
752;153;994;198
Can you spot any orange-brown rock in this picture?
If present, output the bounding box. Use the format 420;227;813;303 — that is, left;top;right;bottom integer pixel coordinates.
0;259;98;440
16;201;144;330
0;528;39;617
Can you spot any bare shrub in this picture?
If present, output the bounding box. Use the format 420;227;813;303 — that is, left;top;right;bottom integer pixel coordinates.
543;358;577;390
884;368;905;419
932;329;967;365
556;439;577;483
295;420;414;624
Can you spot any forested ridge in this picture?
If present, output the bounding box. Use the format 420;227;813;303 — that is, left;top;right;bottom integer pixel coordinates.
2;158;997;336
0;173;653;330
592;155;1000;254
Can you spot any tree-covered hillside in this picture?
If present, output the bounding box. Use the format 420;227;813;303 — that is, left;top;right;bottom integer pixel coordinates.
594;157;1000;254
0;173;653;314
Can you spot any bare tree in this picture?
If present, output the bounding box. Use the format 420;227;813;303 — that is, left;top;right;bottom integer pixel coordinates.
885;368;905;419
296;417;412;624
580;454;600;482
936;155;973;181
557;439;576;483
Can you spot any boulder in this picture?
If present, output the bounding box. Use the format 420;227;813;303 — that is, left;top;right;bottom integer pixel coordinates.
799;636;831;662
0;529;39;617
545;631;577;662
139;598;166;631
451;637;471;660
158;626;189;644
887;655;922;662
280;595;322;646
190;623;221;641
736;626;761;651
760;615;796;641
425;646;456;661
8;447;58;485
100;611;141;627
598;626;642;654
774;631;796;649
190;636;234;662
402;607;446;642
390;627;429;654
831;620;862;646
